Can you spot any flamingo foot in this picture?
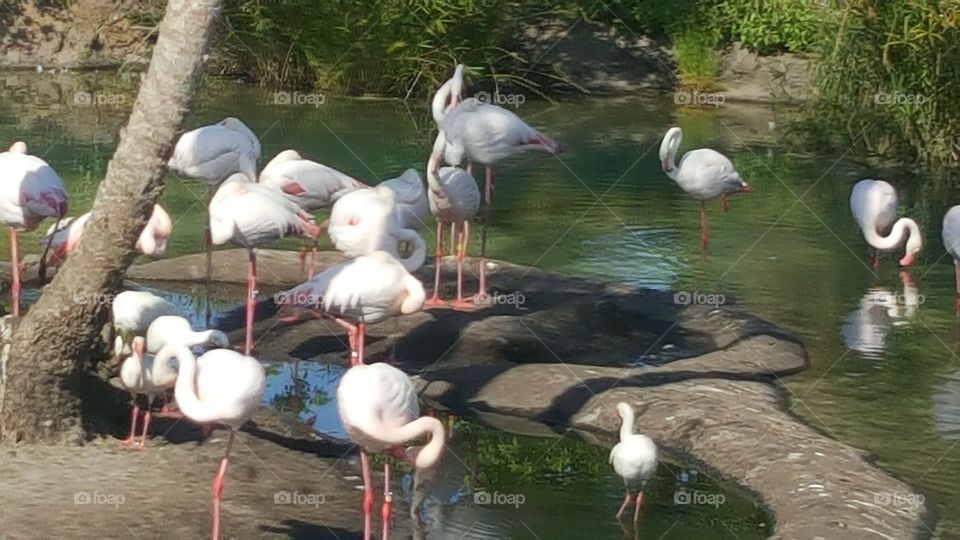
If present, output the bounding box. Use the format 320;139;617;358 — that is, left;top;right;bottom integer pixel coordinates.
424;295;447;308
448;298;476;311
615;491;634;522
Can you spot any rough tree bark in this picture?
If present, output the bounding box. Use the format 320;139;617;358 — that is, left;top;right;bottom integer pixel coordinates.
0;0;222;444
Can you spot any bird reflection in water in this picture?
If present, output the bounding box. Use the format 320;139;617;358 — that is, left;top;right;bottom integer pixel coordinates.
842;272;922;359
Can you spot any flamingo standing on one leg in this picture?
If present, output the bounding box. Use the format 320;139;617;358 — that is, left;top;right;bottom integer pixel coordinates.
163;343;265;540
337;362;446;540
851;179;923;269
327;186;427;272
434;65;566;298
209;174;322;355
168;117;261;317
942;206;960;304
118;336;179;449
609;402;657;524
658;127;751;250
0;141;69;315
44;204;173;270
278;251;425;366
259;149;367;276
425;132;480;308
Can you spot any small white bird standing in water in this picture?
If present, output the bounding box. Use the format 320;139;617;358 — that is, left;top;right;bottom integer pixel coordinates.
165;343;266;540
609;402;657;523
658;126;751;250
850;179;923;268
942;206;960;299
337;362;446;540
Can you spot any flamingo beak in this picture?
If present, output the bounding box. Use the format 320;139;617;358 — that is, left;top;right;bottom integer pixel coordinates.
899;253;917;267
742;183;752;193
661;159;673;173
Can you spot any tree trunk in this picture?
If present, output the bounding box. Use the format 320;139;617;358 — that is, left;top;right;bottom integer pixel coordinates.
0;0;222;444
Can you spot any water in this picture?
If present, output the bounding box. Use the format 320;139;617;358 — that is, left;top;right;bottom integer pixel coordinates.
2;72;959;536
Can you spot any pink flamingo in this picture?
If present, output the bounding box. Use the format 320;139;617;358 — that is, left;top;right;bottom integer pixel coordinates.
327;185;427;272
168;117;261;287
434;65;566;297
259;149;368;276
45;204;173;269
610;402;657;524
425;131;480;308
278;251;425;366
658;127;752;250
337;362;446;540
209;174;322;355
163;343;265;540
850;179;922;269
0;141;69;315
118;336;178;449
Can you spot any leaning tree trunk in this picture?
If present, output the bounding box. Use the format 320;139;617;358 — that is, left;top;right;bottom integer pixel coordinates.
0;0;222;444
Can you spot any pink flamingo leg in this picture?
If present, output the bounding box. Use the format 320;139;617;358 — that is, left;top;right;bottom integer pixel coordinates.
478;165;495;299
356;323;366;365
615;491;633;521
244;249;257;356
310;239;318;279
211;430;236;540
120;402;140;446
138;409;152;450
425;220;445;306
720;193;730;212
298;245;309;279
381;457;393;540
699;202;710;251
9;228;20;317
334;318;362;365
633;490;644;523
360;449;374;540
449;222;456;262
451;221;473;310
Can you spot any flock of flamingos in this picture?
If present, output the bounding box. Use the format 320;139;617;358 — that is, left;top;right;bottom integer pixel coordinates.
0;63;951;538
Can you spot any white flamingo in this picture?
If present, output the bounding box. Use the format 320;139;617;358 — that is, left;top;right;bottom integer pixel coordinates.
379;169;429;231
0;141;69;315
850;179;922;268
210;174;322;355
434;65;566;296
259;149;368;276
168;117;261;287
609;402;657;524
146;315;229;354
327;186;427;272
118;336;178;449
944;206;960;298
44;204;173;269
658;126;751;250
278;251;426;365
337;362;446;540
425;132;480;308
113;290;184;354
163;343;265;540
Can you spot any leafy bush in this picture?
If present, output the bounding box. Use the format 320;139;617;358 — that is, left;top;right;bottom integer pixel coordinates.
717;0;823;53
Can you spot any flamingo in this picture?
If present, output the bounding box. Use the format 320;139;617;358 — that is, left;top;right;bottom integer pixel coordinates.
609;402;657;524
378;169;430;231
145;315;230;354
327;186;427;272
425;132;480;308
337;362;446;540
943;206;960;298
658;126;751;250
434;65;566;297
113;290;184;355
163;343;265;540
0;141;69;315
278;251;425;366
44;204;173;269
210;174;322;355
259;149;368;276
850;179;922;268
118;336;178;449
168;117;261;289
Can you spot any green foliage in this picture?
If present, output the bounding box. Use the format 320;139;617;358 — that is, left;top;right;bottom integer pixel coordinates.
717;0;823;53
807;0;960;167
672;27;721;89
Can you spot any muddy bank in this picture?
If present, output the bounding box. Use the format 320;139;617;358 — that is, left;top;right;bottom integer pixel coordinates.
0;407;412;539
128;249;931;538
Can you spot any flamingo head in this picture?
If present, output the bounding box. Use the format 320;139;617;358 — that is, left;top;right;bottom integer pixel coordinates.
8;141;27;153
900;237;923;267
616;402;633;419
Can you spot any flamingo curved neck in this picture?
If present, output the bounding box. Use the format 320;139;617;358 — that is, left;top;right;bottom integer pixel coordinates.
619;410;635;441
864;217;918;251
397;229;427;272
431;80;454;125
167;345;219;423
385;416;446;469
659;130;682;180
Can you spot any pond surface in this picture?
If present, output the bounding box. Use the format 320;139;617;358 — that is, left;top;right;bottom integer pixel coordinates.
2;72;959;537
